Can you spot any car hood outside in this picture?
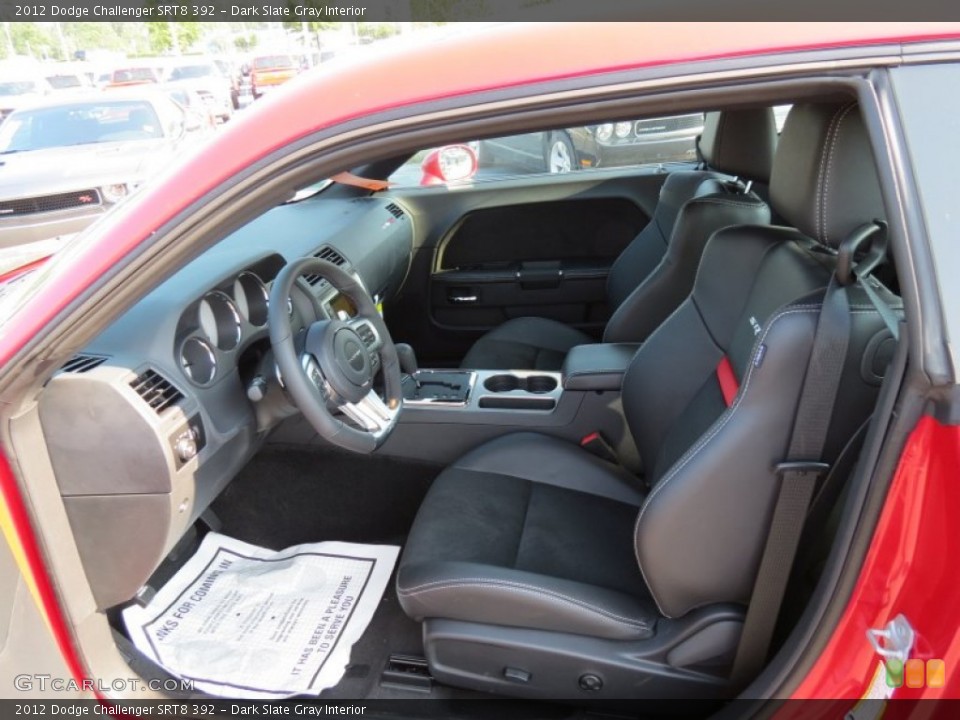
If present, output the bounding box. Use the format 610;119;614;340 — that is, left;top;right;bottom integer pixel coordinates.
0;139;172;200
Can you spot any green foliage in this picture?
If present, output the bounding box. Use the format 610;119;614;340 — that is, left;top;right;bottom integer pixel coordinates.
410;0;489;22
5;22;61;60
234;34;259;53
146;22;206;54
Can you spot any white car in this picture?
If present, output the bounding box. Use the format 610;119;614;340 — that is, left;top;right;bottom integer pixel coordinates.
0;89;209;251
165;60;234;122
0;76;51;121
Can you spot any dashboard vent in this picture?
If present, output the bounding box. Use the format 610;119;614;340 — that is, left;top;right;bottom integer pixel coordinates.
60;354;108;374
130;369;183;414
304;245;347;287
385;203;406;219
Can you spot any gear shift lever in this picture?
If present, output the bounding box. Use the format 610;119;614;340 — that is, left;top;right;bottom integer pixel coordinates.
395;343;419;384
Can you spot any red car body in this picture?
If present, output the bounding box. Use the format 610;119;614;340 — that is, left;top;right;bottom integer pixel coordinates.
3;21;960;704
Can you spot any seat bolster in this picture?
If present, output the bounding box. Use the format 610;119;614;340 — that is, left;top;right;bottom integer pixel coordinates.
397;561;656;640
604;191;770;344
452;432;644;506
460;317;594;371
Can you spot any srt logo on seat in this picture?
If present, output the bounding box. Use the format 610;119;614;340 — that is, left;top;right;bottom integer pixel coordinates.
749;316;762;336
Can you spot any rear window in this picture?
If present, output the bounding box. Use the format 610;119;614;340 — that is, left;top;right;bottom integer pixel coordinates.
46;75;83;89
112;68;157;83
253;56;294;70
170;65;216;81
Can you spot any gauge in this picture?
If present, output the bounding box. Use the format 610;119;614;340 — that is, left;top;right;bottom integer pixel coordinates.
198;291;242;351
233;272;269;327
179;337;217;385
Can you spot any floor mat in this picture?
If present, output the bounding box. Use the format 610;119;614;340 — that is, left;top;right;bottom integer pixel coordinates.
209;444;449;698
123;532;399;699
211;444;441;549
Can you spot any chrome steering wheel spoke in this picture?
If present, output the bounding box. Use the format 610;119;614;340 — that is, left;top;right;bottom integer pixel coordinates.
340;389;397;436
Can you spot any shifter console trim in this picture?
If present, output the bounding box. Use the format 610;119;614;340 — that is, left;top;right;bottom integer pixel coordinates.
403;370;478;407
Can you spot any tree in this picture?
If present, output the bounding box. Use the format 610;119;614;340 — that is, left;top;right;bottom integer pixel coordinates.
5;23;59;60
145;21;206;55
234;34;258;53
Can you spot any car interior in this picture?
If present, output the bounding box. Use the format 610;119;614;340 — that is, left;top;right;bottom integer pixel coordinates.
21;79;906;708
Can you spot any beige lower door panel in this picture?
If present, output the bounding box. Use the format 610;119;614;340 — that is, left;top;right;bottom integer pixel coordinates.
0;537;80;699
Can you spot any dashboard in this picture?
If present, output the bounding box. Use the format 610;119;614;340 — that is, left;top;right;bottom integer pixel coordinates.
37;194;413;609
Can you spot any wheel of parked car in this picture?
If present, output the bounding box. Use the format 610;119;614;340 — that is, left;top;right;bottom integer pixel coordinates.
268;257;403;453
545;131;577;173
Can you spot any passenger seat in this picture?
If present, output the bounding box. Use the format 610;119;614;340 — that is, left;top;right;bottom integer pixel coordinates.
460;108;777;370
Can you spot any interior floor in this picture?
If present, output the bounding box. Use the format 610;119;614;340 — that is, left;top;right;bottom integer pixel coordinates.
112;445;560;703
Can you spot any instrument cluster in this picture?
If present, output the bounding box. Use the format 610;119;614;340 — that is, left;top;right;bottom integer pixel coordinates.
176;257;293;387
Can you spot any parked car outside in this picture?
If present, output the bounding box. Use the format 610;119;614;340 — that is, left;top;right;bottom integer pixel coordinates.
105;66;161;88
163;87;218;131
0;90;209;252
477;113;705;173
0;76;51;121
249;54;299;98
43;67;96;97
165;60;234;122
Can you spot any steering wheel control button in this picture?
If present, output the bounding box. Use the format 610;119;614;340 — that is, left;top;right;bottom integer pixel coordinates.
579;674;603;692
503;667;531;684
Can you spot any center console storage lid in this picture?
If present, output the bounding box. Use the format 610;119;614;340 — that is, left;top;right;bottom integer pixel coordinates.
561;343;640;391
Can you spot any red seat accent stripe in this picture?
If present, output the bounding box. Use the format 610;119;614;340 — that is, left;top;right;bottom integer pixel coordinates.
717;355;739;407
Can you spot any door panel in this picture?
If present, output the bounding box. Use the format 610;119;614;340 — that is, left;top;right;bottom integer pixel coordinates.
387;168;675;365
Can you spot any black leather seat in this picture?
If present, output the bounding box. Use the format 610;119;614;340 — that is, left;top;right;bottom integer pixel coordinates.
399;102;901;698
460;108;778;370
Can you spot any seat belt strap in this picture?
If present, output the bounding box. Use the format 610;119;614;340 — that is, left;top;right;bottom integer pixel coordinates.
730;274;851;687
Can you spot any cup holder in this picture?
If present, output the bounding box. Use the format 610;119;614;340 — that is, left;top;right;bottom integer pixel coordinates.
526;375;558;394
484;374;521;393
484;374;558;394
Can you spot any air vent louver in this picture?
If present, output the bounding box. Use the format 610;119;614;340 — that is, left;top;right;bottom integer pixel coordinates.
304;245;347;287
130;369;183;414
60;354;108;374
385;203;405;219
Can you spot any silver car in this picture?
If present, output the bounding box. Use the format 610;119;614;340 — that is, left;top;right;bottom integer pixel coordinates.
0;90;209;252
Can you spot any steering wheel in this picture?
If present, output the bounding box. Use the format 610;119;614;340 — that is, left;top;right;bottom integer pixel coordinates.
268;257;402;453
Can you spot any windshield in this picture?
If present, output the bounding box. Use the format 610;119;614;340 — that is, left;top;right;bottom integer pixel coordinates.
0;81;39;96
0;100;163;153
253;55;294;70
170;65;215;80
46;75;83;89
112;68;156;83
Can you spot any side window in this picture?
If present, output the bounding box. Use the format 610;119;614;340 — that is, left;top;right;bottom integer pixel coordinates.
389;112;705;187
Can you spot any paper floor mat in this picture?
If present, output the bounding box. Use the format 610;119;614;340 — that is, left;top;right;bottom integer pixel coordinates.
123;532;399;699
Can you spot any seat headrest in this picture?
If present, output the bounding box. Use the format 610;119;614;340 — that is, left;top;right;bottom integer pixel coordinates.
699;108;777;183
770;102;885;249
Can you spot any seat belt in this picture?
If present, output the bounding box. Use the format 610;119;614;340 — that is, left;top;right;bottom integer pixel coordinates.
730;222;896;688
730;278;852;687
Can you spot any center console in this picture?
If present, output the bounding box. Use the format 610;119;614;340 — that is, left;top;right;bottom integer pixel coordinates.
379;342;642;469
403;369;563;411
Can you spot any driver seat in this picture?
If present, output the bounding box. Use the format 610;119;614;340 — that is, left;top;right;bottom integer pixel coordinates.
397;102;901;698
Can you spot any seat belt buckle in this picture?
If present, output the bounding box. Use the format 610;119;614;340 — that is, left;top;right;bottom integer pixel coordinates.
774;461;830;480
580;432;619;464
